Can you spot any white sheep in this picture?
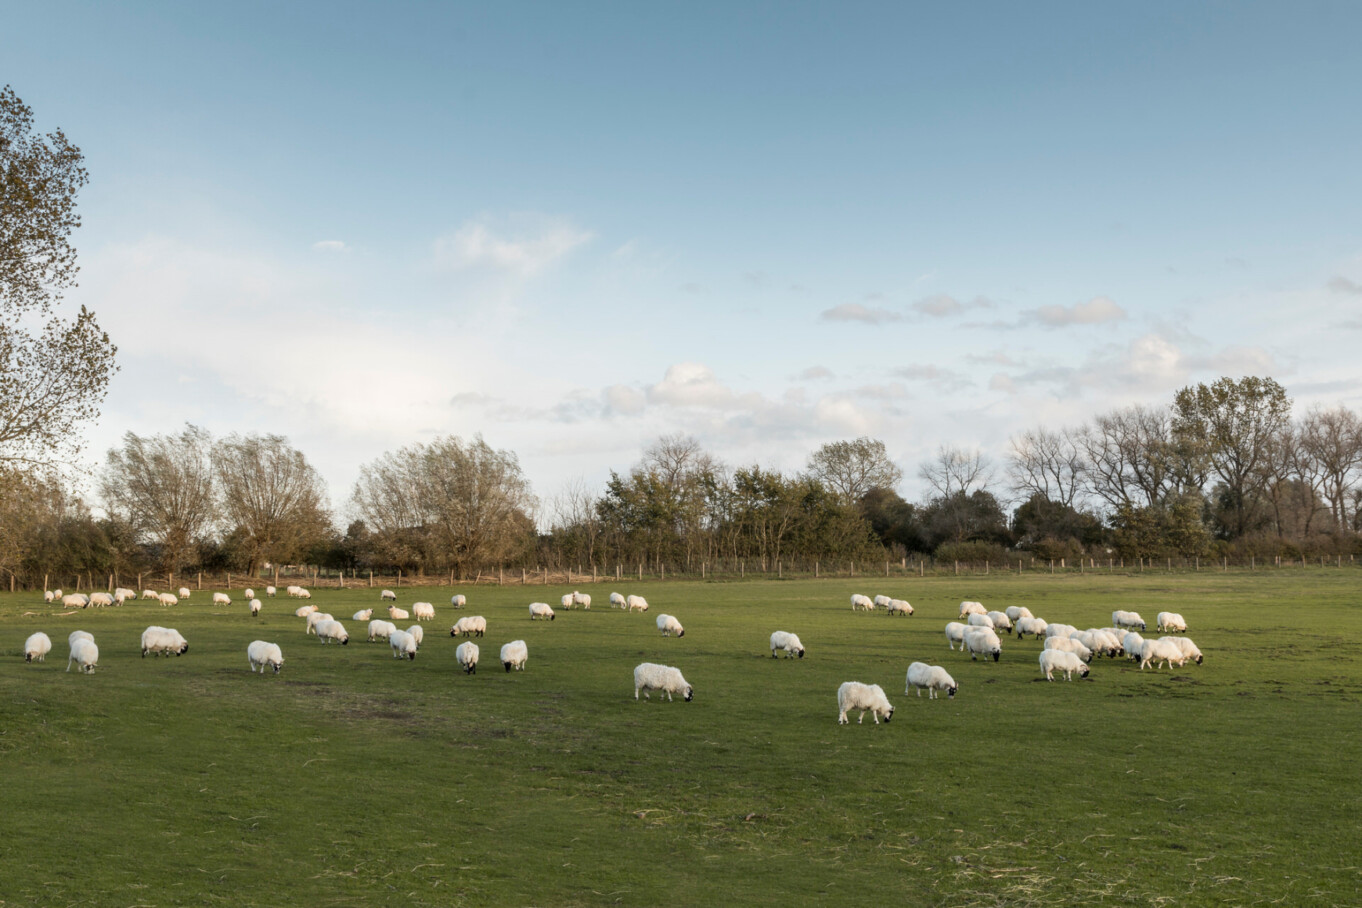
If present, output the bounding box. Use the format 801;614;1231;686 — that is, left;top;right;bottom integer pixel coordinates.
296;588;311;600
24;632;52;663
1044;636;1093;662
87;592;113;608
1139;638;1186;671
450;594;467;609
412;602;435;622
963;626;1003;662
406;624;424;646
244;588;255;600
114;587;137;604
213;592;232;606
67;638;99;673
1081;629;1123;658
247;640;284;673
634;662;692;701
850;594;874;611
380;589;397;601
967;613;995;630
62;594;89;609
886;598;914;616
266;586;277;598
387;605;410;621
141;626;189;657
1014;617;1048;639
836;681;893;724
958;600;987;619
295;604;318;618
305;611;334;635
353;609;372;621
389;629;418;660
560;593;575;610
501;639;528;672
1004;605;1034;622
626;595;649;613
1160;636;1203;665
314;619;349;645
1112;610;1146;631
573;591;591;609
456;641;480;674
1045;622;1078;639
1123;632;1146;662
906;662;957;699
873;594;892;609
156;593;178;607
44;590;54;603
178;587;191;599
53;588;64;599
944;621;971;650
140;589;157;600
249;598;262;617
770;630;805;658
1039;649;1090;681
529;602;555;621
367;619;397;642
657;614;685;637
450;616;487;637
985;610;1013;632
609;592;626;609
287;585;303;597
68;630;94;648
1157;612;1187;632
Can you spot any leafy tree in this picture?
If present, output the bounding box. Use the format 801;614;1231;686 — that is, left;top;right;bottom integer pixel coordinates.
806;437;902;504
858;486;927;553
101;425;216;573
214;432;332;573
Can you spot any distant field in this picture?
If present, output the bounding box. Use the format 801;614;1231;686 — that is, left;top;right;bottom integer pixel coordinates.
2;573;1360;907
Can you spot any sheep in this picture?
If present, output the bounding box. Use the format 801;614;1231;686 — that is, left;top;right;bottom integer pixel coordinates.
367;620;397;642
1123;632;1146;662
501;639;528;672
886;598;914;616
906;662;957;699
156;593;178;607
770;630;805;658
244;588;255;600
387;605;410;621
1005;605;1034;622
247;640;284;674
1044;636;1093;662
406;624;424;646
456;641;480;674
389;629;418;660
1039;649;1090;681
1157;612;1187;633
213;592;232;606
450;594;467;609
296;588;311;600
1112;610;1146;631
1045;622;1078;639
249;598;262;617
850;594;874;611
1161;636;1203;665
944;621;971;650
873;594;892;609
572;591;591;609
986;610;1013;632
626;595;649;613
412;602;435;622
314;619;349;645
295;604;317;618
44;590;54;603
53;588;64;599
967;613;995;630
450;616;487;637
657;614;685;637
86;592;112;608
958;600;987;619
560;593;575;610
141;626;189;657
114;587;137;604
529;602;556;621
380;589;397;601
1014;617;1048;639
353;609;372;621
178;587;191;599
609;592;626;609
634;662;692;701
140;589;157;600
67;638;99;673
68;630;94;648
1071;629;1117;658
836;681;892;724
62;594;89;609
963;626;1003;662
24;632;52;663
1139;638;1186;671
266;586;277;598
287;585;303;597
305;611;334;635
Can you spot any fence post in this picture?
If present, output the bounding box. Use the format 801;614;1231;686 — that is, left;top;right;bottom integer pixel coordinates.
397;570;402;588
954;560;959;576
136;572;141;592
815;561;819;578
500;567;504;585
1050;559;1054;574
227;572;231;589
919;560;923;577
593;564;597;582
45;573;49;593
108;573;113;591
778;560;782;579
741;561;745;577
638;564;642;581
522;568;526;584
1018;559;1022;574
885;560;889;577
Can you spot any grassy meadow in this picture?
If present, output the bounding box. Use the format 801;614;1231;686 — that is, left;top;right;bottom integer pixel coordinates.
2;571;1360;906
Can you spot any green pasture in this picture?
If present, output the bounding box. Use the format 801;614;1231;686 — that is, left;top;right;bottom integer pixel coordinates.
1;572;1359;906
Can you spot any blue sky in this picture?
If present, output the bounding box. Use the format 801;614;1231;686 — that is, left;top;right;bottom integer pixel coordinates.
7;1;1362;516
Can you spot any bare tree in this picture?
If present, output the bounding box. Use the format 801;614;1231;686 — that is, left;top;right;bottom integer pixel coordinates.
1298;406;1362;533
1007;427;1085;507
214;433;332;573
918;444;993;499
101;425;216;572
1073;406;1205;511
548;475;603;565
807;437;903;504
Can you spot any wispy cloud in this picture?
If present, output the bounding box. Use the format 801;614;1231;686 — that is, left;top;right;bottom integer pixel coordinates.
911;294;994;318
311;240;349;253
432;216;592;275
1023;295;1126;327
820;302;902;324
797;365;834;380
1328;276;1362;295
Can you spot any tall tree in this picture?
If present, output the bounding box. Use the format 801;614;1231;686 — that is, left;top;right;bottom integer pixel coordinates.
807;437;903;504
0;86;116;468
1298;406;1362;533
1007;427;1085;508
101;425;216;573
213;433;332;573
918;444;993;500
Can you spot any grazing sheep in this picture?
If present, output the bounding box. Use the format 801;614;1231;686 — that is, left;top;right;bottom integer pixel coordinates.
406;624;424;646
657;614;685;637
501;639;528;672
450;616;488;637
873;594;892;609
634;662;692;701
287;586;303;597
412;602;435;622
1157;612;1187;633
87;592;113;608
1039;649;1090;681
314;619;349;645
1014;617;1048;639
1045;622;1078;639
1139;638;1186;671
886;599;914;616
1005;605;1034;622
367;620;397;642
850;594;874;611
139;589;158;600
213;592;232;606
387;605;410;621
609;592;626;609
176;587;189;599
1161;636;1203;665
68;630;94;648
67;638;99;673
560;593;575;610
380;589;397;602
456;641;480;674
1122;632;1146;662
986;610;1013;632
450;594;467;608
114;587;137;604
53;588;64;599
1112;610;1146;631
1082;629;1123;658
156;593;178;607
836;681;893;724
529;602;556;621
305;611;334;635
24;632;52;663
247;640;284;674
944;621;971;650
958;600;987;619
963;626;1003;662
249;598;262;617
1044;636;1093;662
770;630;805;658
266;586;277;598
63;594;89;609
626;595;649;613
906;662;957;699
967;613;995;630
353;609;373;621
296;588;311;600
389;629;418;660
44;590;54;603
295;604;317;618
141;626;189;657
244;588;255;600
572;591;591;609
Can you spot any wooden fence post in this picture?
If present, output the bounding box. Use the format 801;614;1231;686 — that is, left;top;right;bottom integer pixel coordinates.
397;570;402;588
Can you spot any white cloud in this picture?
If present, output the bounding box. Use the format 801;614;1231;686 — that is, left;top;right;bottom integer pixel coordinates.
911;294;993;318
311;240;349;252
797;365;834;380
819;302;902;324
1328;276;1362;295
432;217;592;275
1024;296;1127;327
603;384;646;415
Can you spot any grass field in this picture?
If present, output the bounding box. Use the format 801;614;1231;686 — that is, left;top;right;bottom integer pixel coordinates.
2;572;1360;906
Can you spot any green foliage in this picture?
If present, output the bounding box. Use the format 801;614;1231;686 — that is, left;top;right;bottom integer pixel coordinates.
1110;494;1211;559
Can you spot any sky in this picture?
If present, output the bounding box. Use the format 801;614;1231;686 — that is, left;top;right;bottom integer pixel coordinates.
6;1;1362;520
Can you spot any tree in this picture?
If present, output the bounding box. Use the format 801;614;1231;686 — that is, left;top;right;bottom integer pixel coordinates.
213;433;332;574
1007;427;1085;508
1298;406;1362;534
1073;406;1205;511
101;425;216;573
1;86;116;468
806;437;903;505
918;445;993;500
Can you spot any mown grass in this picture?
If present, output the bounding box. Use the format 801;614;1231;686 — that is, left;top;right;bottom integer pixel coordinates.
1;572;1360;906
